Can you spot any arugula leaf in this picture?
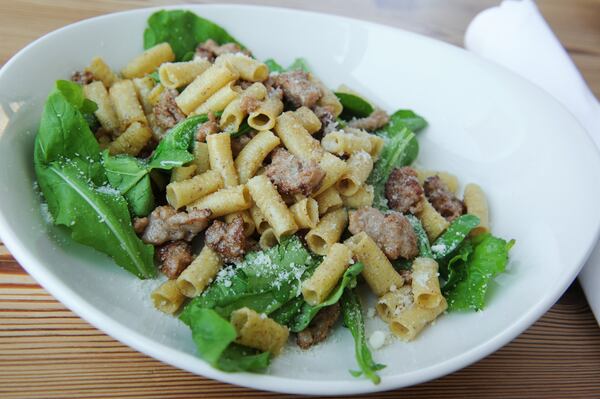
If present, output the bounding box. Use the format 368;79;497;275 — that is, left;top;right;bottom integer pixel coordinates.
287;57;311;72
270;297;305;326
218;344;270;372
148;71;160;83
290;262;363;332
34;81;155;278
229;120;252;138
387;109;428;133
406;215;433;258
431;214;480;260
335;92;374;120
341;289;385;384
443;234;514;311
104;115;208;216
144;10;244;61
264;58;284;73
367;126;417;210
180;236;320;322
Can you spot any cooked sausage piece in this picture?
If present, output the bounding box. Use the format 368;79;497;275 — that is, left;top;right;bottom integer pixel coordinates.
195;39;251;62
205;215;248;264
157;240;193;279
349;206;418;260
141;206;212;245
347;109;389;131
71;70;94;85
153;88;186;130
312;105;337;135
265;148;325;197
385;166;424;214
296;303;341;349
269;71;322;108
133;217;149;235
423;176;465;221
195;112;219;142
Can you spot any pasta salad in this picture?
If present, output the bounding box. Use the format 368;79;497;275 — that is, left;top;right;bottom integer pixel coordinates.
33;10;514;384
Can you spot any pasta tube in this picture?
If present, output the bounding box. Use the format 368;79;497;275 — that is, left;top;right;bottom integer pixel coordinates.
302;243;352;305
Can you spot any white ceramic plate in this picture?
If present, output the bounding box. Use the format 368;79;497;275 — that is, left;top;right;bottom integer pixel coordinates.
0;4;599;395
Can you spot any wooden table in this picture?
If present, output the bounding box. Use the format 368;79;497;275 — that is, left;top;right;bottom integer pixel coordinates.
1;1;599;398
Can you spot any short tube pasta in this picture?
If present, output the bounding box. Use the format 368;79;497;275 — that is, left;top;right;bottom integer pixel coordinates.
122;42;175;79
315;187;343;216
274;112;323;161
192;82;239;116
389;297;447;341
322;131;372;156
216;53;269;82
417;199;450;241
207;132;239;187
463;183;490;236
411;257;443;309
159;59;211;89
310;75;343;117
293;106;322;134
234;130;281;183
305;208;348;255
313;152;348;196
344;232;404;296
166;170;224;209
341;184;374;208
151;280;186;314
335;151;373;196
83;81;119;132
109;79;148;131
186;185;252;217
249;205;270;234
247;175;298;238
191;142;210;174
85;56;118;88
170;165;197;183
375;286;413;323
176;63;239;115
230;307;289;355
132;76;156;115
302;243;352;305
259;227;278;250
220;82;267;131
248;96;284;131
290;197;320;229
108;121;152;156
176;246;223;297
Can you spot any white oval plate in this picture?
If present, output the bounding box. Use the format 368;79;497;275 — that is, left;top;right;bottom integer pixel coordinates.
0;4;599;395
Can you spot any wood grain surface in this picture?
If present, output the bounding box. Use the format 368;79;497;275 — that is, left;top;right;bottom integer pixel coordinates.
1;1;600;398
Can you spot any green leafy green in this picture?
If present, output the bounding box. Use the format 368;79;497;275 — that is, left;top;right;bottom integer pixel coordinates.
387;109;428;133
104;114;208;216
34;81;155;279
406;215;432;258
270;297;305;326
367;126;417;210
290;262;364;332
148;71;160;83
264;58;284;73
341;289;385;384
443;234;514;311
144;10;244;61
186;307;270;372
180;236;320;323
287;57;311;72
431;214;480;260
336;92;374;120
229;120;252;138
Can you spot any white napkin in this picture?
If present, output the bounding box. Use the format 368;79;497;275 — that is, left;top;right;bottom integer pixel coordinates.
465;0;600;322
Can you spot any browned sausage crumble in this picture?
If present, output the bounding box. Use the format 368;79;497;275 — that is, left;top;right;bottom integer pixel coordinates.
385;166;424;214
269;71;322;108
141;206;212;245
157;240;193;279
195;112;219;142
348;206;418;260
423;176;465;221
347;109;390;131
205;215;248;264
296;303;341;349
153;88;186;130
71;70;94;85
265;148;325;197
195;39;250;62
